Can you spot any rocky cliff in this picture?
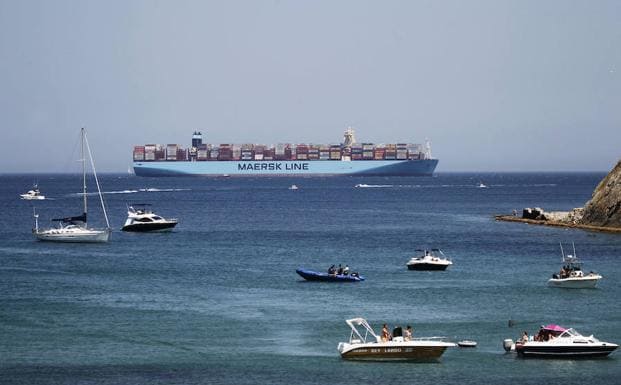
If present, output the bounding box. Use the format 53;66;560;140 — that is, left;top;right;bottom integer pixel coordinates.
580;160;621;228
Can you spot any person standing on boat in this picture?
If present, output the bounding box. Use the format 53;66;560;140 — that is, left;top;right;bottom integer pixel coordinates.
404;325;413;341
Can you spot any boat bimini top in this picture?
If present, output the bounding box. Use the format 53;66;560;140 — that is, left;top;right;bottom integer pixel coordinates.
345;318;382;344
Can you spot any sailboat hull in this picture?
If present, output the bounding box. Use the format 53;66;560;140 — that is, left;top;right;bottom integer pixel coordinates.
35;229;111;243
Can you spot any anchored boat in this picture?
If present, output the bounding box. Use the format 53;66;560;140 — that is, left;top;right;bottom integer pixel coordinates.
406;249;453;271
337;318;455;361
548;243;602;288
33;128;111;243
504;324;617;358
121;204;178;232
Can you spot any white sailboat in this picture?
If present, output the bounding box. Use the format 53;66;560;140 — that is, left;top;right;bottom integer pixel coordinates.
33;128;111;243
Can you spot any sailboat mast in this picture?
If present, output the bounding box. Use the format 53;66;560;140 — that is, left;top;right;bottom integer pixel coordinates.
81;127;87;221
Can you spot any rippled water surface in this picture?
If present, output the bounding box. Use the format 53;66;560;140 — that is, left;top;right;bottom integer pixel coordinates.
1;172;620;384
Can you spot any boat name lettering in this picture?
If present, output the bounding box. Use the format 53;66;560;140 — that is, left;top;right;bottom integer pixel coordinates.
384;348;402;353
237;162;309;171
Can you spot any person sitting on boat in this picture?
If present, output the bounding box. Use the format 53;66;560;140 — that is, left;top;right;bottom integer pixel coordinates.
404;325;413;341
337;264;343;275
343;265;350;275
520;331;529;343
328;265;336;275
381;324;391;342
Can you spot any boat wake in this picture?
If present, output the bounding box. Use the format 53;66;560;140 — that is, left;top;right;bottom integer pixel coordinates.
490;184;557;187
72;190;139;196
354;184;394;188
106;189;139;194
138;188;191;192
71;188;191;196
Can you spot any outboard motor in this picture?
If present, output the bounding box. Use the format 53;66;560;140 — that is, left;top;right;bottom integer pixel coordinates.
503;339;514;352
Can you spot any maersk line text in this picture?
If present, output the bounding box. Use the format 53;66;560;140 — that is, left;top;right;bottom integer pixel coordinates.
237;162;310;171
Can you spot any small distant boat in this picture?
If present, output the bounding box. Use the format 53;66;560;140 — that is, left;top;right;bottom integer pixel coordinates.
21;185;46;200
121;204;178;232
503;324;618;358
407;249;453;271
288;184;299;190
296;268;364;282
548;243;602;289
477;182;488;188
337;318;456;361
458;340;477;348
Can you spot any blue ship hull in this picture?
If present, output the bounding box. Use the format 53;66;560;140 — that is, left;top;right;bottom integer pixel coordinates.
133;159;438;177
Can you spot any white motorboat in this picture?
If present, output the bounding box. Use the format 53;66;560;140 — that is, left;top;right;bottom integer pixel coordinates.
477;182;488;188
337;318;455;361
288;184;299;190
548;243;602;288
121;204;178;232
504;324;617;358
407;249;453;271
20;185;46;200
33;128;111;243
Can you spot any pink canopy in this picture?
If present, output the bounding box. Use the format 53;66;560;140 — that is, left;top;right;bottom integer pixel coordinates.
542;324;567;332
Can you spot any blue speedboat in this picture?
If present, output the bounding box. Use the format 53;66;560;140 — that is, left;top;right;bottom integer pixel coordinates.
296;268;364;282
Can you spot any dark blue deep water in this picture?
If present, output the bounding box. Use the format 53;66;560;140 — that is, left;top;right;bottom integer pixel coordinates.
1;173;620;385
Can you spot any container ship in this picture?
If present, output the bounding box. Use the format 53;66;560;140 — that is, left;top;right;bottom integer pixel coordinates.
132;128;438;177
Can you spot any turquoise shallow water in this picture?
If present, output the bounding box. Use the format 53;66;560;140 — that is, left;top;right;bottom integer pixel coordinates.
1;172;620;384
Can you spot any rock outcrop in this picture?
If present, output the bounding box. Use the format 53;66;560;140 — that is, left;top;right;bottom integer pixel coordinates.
580;160;621;228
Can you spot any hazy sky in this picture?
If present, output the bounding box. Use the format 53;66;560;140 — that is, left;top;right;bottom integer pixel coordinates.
1;0;619;172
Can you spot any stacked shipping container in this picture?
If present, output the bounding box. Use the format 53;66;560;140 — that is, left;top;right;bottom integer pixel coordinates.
135;138;429;162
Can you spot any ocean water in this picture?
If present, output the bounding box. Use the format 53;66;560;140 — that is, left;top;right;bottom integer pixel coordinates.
1;172;620;385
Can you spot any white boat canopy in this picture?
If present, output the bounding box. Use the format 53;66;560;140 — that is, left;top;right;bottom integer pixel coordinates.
345;318;381;343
